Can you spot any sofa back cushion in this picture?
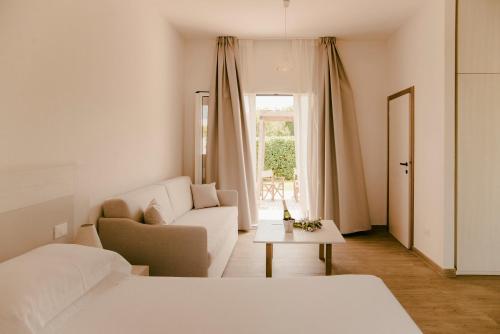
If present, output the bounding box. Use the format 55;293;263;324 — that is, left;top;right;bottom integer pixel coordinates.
104;185;175;223
158;176;193;220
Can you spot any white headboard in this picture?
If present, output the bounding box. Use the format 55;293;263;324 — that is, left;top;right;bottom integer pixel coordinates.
0;165;75;262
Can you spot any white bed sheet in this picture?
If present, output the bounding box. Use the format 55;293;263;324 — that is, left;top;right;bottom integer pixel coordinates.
44;274;421;334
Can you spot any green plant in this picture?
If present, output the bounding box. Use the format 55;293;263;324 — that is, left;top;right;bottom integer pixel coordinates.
262;121;294;136
263;137;296;180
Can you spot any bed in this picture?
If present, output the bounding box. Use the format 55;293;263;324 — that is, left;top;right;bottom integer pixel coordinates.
0;244;422;334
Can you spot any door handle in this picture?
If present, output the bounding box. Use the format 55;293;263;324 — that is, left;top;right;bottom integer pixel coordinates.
399;162;409;166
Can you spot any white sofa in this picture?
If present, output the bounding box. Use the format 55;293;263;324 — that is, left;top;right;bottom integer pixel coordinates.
97;176;238;277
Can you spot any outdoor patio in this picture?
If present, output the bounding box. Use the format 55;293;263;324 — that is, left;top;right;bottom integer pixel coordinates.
258;181;304;221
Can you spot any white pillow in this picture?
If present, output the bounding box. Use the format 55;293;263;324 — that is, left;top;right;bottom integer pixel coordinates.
0;244;131;334
191;183;220;209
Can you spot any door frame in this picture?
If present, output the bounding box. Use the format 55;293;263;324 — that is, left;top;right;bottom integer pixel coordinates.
386;86;415;248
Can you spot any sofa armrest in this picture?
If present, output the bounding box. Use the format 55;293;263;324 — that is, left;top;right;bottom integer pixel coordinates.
217;190;238;207
97;218;208;277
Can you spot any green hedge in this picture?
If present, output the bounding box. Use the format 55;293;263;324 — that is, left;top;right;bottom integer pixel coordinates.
263;137;296;180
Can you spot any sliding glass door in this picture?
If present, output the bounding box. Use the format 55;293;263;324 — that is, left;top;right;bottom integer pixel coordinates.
250;94;305;221
194;92;309;222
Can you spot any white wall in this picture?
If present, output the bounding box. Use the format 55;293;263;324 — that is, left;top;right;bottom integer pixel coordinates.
386;0;455;269
0;0;185;236
182;38;389;226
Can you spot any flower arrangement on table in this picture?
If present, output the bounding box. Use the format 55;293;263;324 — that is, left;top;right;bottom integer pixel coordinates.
293;218;323;232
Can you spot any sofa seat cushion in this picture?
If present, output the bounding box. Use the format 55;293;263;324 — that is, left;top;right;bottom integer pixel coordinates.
172;207;237;264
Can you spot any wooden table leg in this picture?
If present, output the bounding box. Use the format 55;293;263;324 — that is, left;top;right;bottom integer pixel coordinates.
325;244;332;276
266;243;273;278
319;244;325;260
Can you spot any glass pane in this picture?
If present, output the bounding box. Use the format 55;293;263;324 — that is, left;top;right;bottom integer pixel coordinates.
256;95;294;112
202;96;209;154
202;96;209;183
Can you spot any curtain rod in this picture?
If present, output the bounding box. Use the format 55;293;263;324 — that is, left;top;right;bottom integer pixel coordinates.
238;37;318;41
256;93;293;97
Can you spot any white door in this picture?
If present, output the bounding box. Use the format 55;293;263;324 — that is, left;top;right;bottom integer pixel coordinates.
388;93;412;248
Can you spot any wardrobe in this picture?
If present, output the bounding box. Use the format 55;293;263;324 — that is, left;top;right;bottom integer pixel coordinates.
456;0;500;274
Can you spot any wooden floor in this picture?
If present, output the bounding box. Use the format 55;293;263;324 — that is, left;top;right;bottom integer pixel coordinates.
223;229;500;334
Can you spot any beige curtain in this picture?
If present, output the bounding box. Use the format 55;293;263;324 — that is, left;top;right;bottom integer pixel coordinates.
206;36;257;231
309;37;371;234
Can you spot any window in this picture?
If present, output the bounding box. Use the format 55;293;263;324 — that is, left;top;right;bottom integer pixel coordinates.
194;92;209;184
201;96;209;183
256;95;294;112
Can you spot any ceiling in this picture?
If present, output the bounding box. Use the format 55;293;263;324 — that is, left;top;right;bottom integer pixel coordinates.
157;0;426;40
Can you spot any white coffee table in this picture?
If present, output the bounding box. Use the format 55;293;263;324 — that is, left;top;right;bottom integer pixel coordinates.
254;220;345;277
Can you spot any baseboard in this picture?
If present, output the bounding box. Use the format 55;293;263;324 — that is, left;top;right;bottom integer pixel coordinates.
456;270;500;275
411;246;456;278
371;225;387;231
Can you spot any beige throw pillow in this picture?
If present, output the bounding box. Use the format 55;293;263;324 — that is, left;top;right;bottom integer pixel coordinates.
191;183;220;209
144;199;168;225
